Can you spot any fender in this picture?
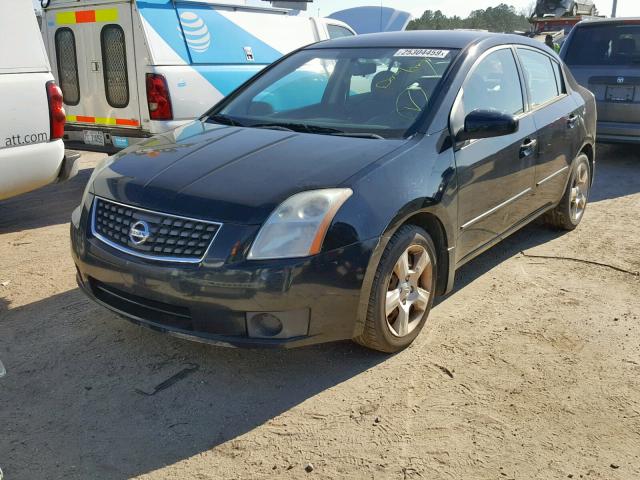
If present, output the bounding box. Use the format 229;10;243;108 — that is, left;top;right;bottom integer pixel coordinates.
351;197;458;339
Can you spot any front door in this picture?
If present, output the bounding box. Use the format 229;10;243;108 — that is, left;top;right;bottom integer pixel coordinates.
452;47;537;262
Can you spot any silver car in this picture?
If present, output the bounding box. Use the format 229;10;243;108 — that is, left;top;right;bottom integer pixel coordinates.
535;0;596;17
562;18;640;144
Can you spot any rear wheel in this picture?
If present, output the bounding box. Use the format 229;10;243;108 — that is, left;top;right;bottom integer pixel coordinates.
571;3;579;16
354;225;437;353
544;153;591;230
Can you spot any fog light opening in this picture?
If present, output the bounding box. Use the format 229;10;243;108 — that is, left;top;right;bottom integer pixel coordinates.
251;313;283;337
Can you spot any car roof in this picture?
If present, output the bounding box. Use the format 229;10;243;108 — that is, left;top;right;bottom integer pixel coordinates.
308;30;546;51
574;17;640;27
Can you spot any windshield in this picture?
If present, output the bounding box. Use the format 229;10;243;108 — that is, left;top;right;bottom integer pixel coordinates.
565;24;640;66
209;47;458;139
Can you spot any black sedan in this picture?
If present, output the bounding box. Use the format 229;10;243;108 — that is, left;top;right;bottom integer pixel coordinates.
71;31;596;352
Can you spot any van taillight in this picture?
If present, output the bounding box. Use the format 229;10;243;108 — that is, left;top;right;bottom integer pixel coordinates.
146;74;173;121
46;81;65;140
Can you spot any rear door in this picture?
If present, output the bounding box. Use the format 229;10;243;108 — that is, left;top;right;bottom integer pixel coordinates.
49;1;141;137
563;22;640;130
516;47;579;208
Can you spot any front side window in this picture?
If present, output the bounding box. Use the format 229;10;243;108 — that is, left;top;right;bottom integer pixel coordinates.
213;47;459;139
101;24;129;108
517;48;560;107
327;24;354;39
54;28;80;106
565;24;640;66
461;48;524;117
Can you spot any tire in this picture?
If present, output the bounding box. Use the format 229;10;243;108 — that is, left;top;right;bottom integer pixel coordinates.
590;5;596;16
354;225;437;353
571;3;578;16
544;153;591;230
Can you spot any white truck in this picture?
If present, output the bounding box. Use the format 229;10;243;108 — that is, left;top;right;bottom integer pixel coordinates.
0;0;79;201
40;0;355;152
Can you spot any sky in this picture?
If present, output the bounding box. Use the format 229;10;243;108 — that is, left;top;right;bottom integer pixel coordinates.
312;0;639;18
33;0;640;18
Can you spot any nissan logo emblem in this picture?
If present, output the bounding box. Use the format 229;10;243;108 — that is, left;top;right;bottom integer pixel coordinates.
129;220;151;245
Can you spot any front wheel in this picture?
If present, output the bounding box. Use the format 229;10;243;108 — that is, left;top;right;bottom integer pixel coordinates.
571;3;579;16
354;225;437;353
544;153;591;230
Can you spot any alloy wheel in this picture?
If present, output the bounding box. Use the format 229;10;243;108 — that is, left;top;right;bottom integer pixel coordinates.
385;245;433;337
570;162;589;222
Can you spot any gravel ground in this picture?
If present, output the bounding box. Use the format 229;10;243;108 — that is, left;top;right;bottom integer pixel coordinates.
0;146;639;480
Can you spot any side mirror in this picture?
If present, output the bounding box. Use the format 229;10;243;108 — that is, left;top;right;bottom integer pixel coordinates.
457;109;519;142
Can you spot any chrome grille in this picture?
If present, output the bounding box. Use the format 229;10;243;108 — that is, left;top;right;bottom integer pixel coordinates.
91;197;221;263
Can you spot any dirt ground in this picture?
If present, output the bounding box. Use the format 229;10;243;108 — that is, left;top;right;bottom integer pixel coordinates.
0;146;639;480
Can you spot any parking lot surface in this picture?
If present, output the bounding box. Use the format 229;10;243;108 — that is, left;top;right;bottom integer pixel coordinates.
0;147;639;479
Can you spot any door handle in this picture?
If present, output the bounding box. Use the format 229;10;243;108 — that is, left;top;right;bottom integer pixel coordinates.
519;138;537;158
567;114;579;128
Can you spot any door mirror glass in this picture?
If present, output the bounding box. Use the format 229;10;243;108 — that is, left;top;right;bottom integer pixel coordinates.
458;109;519;141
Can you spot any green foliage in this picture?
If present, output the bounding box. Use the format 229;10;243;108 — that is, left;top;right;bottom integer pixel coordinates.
407;4;531;33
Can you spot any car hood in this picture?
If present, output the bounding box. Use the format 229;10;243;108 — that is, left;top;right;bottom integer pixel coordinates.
92;121;406;224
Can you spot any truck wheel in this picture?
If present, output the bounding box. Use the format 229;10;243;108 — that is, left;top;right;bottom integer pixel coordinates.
354;225;437;353
544;154;591;230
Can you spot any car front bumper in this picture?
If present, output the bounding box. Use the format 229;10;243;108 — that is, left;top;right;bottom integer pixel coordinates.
71;199;378;349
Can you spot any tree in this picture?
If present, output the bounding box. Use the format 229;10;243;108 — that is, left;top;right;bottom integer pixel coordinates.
407;4;531;33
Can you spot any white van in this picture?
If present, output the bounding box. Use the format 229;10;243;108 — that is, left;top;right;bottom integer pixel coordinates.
0;0;79;201
40;0;355;152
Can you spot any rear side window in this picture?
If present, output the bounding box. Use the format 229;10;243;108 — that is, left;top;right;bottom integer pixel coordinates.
517;48;560;107
462;48;524;116
101;24;129;108
552;61;566;95
565;24;640;66
327;24;354;39
54;28;79;106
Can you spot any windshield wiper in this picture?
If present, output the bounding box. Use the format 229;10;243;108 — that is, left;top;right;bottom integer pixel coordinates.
249;122;384;139
300;125;383;139
328;132;384;140
251;123;296;132
207;114;243;127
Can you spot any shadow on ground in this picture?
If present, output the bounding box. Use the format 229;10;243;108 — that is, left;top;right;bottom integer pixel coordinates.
0;166;92;234
0;221;568;480
0;290;386;479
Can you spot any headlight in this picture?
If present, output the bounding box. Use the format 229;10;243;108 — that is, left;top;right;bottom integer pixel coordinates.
248;188;353;260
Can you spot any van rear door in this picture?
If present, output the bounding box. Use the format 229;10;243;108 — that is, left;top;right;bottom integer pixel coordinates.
47;1;141;147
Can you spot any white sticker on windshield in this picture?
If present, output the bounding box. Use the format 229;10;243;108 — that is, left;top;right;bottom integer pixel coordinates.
394;48;450;59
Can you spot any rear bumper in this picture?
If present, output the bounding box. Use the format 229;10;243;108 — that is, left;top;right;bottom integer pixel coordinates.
596;121;640;144
56;149;81;182
64;124;151;153
71;200;377;348
0;139;64;200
